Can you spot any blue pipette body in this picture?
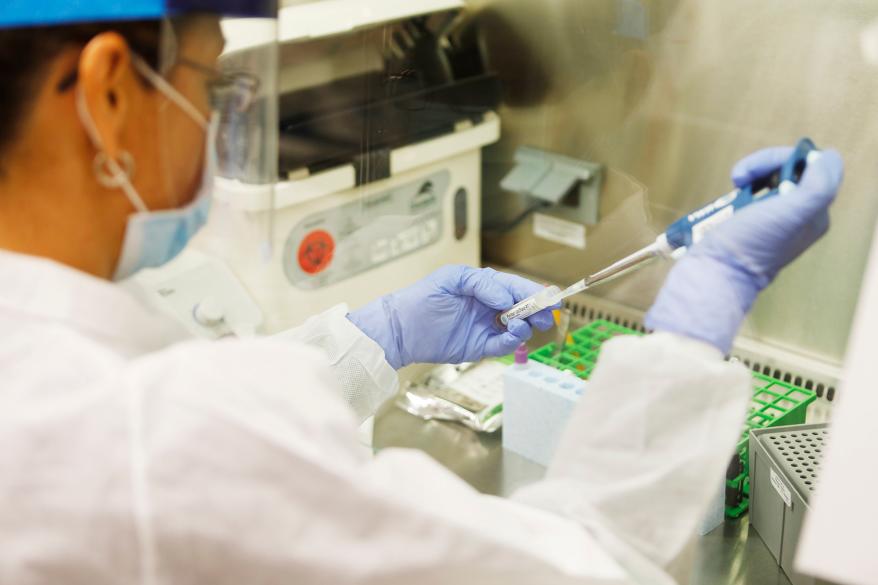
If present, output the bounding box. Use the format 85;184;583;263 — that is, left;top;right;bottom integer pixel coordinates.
663;137;817;250
498;138;820;325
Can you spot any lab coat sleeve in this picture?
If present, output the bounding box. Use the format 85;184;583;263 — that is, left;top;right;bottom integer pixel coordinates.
126;332;749;585
133;339;629;585
275;303;398;422
512;332;752;578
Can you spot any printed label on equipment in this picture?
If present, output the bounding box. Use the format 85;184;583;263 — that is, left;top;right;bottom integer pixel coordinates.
298;230;335;275
691;205;734;244
770;468;793;508
533;213;586;249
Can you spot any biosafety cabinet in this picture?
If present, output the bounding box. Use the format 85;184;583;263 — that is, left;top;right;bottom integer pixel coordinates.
133;0;500;336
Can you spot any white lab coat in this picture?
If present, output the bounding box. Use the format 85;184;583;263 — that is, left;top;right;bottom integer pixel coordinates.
0;250;752;585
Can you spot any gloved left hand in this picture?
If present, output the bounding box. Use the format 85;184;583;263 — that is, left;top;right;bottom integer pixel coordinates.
646;145;844;354
348;266;557;369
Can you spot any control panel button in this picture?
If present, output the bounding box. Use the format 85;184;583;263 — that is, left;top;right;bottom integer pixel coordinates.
298;230;335;274
454;187;467;241
370;239;390;263
193;296;225;327
399;226;420;252
423;218;440;241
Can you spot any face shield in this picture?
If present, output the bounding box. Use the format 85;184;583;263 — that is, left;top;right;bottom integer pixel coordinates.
19;3;279;277
120;11;279;278
72;13;279;280
149;10;279;266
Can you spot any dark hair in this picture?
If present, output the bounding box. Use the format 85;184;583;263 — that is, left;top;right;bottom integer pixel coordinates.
0;20;164;164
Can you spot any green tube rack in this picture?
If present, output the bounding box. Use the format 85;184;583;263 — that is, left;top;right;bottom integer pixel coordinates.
521;320;817;518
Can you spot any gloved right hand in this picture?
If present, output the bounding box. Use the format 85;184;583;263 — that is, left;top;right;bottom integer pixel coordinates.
645;145;844;354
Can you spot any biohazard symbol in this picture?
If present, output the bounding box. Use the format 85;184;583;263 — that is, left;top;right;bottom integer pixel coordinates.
298;230;335;275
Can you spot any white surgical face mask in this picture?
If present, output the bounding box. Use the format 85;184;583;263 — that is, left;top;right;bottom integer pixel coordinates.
76;54;215;281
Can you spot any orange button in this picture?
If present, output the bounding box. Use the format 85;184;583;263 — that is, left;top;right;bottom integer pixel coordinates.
298;230;335;275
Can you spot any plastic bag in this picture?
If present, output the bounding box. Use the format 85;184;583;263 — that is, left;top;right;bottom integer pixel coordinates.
396;360;506;433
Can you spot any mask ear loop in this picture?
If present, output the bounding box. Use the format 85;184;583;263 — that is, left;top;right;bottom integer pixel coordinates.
93;151;136;189
131;54;209;131
76;86;149;213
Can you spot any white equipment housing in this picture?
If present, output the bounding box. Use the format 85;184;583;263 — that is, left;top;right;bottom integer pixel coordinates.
132;0;500;337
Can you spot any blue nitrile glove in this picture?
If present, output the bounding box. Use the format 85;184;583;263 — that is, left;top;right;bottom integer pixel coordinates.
645;146;844;354
348;265;557;369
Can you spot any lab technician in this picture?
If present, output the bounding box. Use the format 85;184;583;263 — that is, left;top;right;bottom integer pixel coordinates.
0;2;844;584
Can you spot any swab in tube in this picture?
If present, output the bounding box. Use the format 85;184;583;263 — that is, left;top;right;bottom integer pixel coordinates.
498;286;562;327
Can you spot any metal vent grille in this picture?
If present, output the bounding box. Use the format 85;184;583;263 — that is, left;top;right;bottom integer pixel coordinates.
762;426;829;499
561;297;840;402
736;358;836;402
563;298;647;334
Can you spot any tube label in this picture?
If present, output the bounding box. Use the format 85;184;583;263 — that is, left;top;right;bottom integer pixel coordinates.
501;299;540;325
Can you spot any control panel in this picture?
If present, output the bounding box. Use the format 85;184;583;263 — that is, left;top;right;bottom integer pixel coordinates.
130;252;264;339
283;170;450;289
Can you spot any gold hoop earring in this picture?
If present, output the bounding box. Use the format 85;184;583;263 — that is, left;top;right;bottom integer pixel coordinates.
93;151;136;188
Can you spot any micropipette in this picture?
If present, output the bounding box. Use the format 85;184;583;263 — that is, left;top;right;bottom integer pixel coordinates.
498;137;820;327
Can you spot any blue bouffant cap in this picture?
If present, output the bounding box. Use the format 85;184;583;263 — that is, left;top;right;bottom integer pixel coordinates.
1;0;277;28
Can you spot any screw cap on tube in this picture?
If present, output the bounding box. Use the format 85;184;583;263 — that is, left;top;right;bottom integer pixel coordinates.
514;343;529;365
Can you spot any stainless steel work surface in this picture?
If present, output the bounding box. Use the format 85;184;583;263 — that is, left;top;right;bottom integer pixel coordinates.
373;404;792;585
